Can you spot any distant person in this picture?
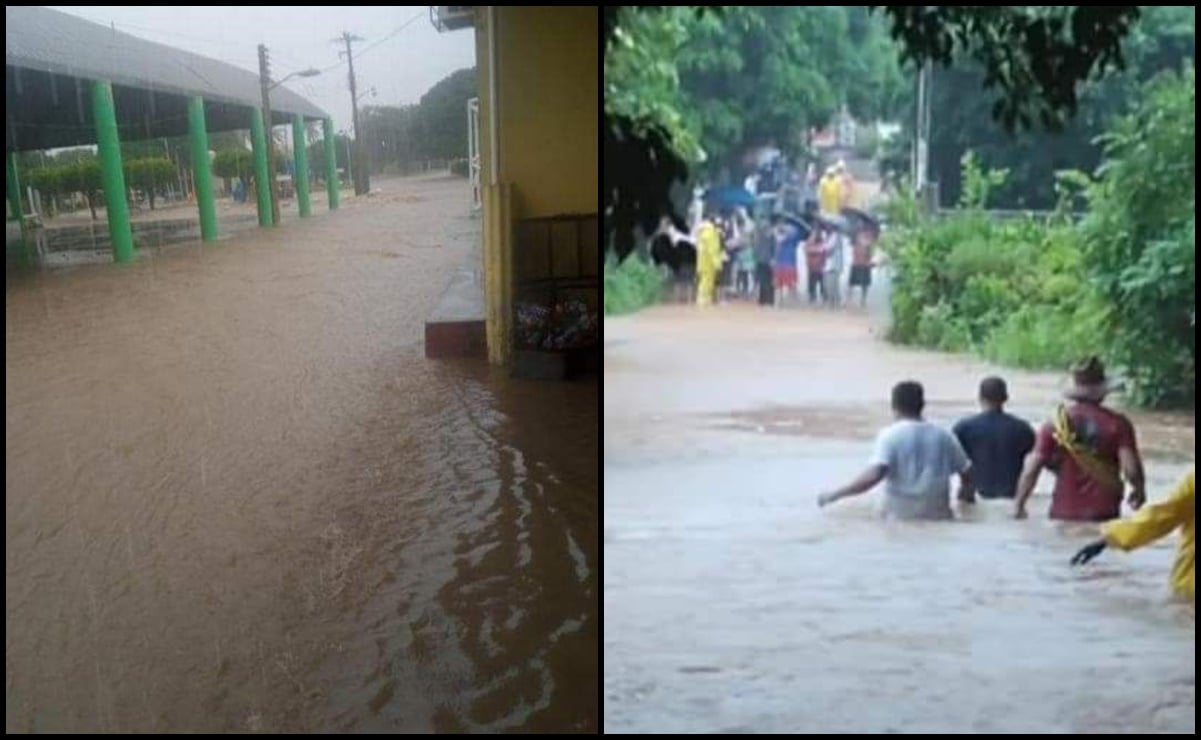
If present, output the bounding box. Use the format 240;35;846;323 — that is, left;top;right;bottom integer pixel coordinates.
823;226;845;307
838;159;857;210
952;377;1035;502
848;225;876;307
772;216;803;305
803;223;829;304
695;215;726;307
731;207;755;297
687;186;705;237
752;214;776;307
649;215;696;303
801;163;819;213
818;166;843;216
716;213;736;301
818;381;973;520
1013;357;1146;521
744;172;759;197
1071;467;1194;600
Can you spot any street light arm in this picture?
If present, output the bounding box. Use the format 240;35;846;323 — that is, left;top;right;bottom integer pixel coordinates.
269;68;321;91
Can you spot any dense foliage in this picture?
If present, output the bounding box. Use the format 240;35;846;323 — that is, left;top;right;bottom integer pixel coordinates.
604;253;664;316
893;6;1195;209
886;70;1195;407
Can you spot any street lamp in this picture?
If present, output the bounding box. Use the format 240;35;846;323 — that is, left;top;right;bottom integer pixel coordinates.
258;58;320;225
270;68;321;91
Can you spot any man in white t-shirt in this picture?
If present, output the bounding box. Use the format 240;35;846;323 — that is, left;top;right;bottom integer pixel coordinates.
818;381;973;520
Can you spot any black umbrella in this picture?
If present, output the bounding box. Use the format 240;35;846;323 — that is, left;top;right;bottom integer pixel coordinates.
771;211;813;240
840;207;881;234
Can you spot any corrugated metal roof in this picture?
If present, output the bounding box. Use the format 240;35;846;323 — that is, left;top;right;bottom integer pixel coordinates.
6;6;328;151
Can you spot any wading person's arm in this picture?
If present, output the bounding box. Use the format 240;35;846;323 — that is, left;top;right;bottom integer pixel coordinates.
947;429;974;504
820;426;897;508
1072;470;1194;565
957;466;976;504
1118;445;1146;511
818;464;886;508
1013;452;1046;519
952;421;976;503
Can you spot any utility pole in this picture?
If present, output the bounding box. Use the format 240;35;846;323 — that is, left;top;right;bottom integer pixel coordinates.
914;60;933;210
337;31;368;196
258;43;280;225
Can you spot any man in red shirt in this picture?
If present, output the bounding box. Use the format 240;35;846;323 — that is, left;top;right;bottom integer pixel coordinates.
1013;357;1146;521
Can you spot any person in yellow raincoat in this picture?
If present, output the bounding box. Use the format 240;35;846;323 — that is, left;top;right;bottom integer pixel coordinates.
695;217;726;306
818;165;843;216
1071;467;1194;599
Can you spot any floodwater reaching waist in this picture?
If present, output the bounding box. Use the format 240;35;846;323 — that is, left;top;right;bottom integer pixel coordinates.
604;304;1193;734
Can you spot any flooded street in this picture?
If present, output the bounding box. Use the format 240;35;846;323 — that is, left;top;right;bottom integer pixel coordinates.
604;302;1193;734
6;174;597;732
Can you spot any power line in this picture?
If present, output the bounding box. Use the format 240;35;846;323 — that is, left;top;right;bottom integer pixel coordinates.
316;9;426;74
356;10;426;60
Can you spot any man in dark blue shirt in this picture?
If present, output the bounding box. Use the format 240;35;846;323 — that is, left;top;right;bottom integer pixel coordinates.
952;377;1035;501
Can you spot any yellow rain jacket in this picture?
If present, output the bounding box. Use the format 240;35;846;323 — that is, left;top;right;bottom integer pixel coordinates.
695;221;725;306
1102;468;1194;599
818;173;842;215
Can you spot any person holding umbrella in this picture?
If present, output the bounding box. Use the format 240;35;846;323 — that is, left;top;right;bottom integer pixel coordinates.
771;212;807;306
752;210;777;307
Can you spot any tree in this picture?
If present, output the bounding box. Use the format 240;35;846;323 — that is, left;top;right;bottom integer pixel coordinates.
902;6;1194;209
606;7;906;177
123;158;176;210
213;149;254;196
64;161;103;220
306;132;353;183
358;68;477;175
604;7;700;164
1080;69;1195;406
415;67;477;161
26;166;65;218
871;6;1143;130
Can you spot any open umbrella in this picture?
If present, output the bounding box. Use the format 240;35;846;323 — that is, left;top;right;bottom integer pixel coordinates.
704;186;756;210
771;211;813;241
840;206;881;234
816;212;850;234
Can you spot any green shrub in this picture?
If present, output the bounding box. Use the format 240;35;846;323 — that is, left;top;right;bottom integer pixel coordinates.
604;253;664;315
885;69;1194;408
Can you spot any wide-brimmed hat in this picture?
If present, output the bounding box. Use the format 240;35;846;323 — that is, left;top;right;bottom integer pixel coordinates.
1064;356;1124;401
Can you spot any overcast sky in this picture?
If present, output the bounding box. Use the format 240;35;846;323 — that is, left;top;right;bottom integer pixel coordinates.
50;6;478;134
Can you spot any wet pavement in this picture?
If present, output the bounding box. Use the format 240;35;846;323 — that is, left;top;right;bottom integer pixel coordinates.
604;299;1194;734
6;174;597;732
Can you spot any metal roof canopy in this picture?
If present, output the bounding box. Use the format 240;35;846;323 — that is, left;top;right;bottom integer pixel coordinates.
6;6;328;153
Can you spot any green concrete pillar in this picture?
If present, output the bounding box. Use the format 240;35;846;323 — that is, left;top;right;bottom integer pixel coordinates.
188;96;218;242
6;151;34;267
249;109;273;227
293;114;311;218
7;151;23;224
323;118;339;211
91;80;133;263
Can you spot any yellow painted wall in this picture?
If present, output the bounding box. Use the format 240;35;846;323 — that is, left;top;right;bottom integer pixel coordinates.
495;7;598;218
474;7;598;364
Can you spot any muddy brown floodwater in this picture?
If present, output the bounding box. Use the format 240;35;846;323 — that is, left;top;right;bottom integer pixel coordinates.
605;302;1193;734
6;174;597;732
